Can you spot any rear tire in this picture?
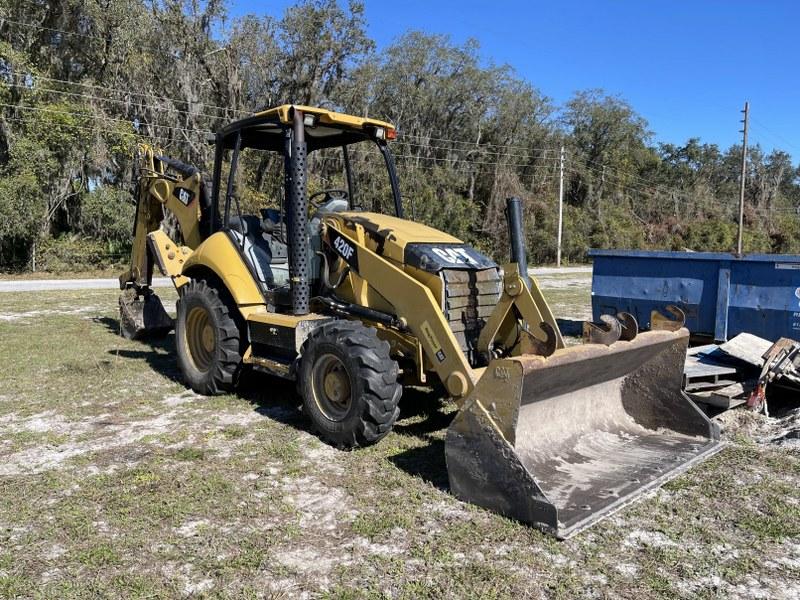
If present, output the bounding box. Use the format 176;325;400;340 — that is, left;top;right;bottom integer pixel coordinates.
299;320;401;447
176;279;242;395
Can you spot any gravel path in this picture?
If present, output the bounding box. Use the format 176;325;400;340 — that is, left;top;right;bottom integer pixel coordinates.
0;266;592;292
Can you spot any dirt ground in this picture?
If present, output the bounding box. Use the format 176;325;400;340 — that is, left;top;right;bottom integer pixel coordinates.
0;273;798;599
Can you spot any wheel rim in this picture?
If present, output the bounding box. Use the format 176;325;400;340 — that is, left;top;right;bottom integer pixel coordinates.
311;353;352;421
185;305;215;372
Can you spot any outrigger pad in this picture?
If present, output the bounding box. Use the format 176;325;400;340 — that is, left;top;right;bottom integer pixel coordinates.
445;328;721;539
119;288;174;340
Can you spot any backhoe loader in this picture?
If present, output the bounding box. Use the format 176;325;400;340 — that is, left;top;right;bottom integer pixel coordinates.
119;104;720;538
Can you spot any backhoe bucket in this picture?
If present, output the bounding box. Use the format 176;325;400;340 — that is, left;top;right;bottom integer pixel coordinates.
119;288;174;340
445;329;720;538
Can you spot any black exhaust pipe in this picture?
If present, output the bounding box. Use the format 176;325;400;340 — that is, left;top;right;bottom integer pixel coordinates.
505;197;530;287
286;108;310;315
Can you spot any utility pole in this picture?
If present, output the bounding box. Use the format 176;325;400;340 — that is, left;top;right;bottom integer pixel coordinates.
737;101;749;255
556;145;564;267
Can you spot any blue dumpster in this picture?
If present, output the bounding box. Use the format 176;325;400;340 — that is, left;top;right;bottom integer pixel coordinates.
589;249;800;342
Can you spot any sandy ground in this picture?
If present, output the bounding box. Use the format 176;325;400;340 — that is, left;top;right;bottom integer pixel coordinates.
0;280;798;599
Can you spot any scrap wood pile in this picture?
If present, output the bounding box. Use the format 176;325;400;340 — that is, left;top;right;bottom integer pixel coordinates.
685;333;800;414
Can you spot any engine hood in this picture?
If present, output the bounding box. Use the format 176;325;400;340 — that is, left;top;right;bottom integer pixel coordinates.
336;211;462;244
335;211;496;273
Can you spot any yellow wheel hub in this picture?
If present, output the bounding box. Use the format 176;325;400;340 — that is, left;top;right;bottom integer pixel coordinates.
201;323;215;353
312;354;352;421
185;306;215;372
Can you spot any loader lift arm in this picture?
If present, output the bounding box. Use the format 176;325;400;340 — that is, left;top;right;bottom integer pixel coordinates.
321;221;563;401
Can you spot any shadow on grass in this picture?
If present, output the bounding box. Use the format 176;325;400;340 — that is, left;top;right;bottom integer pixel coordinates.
388;386;453;491
236;368;310;430
96;316;183;383
95;313;454;487
389;439;450;491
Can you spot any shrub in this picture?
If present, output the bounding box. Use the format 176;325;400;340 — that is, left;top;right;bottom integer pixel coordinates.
0;172;45;270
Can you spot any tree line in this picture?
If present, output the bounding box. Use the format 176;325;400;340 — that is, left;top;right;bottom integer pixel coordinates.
1;0;798;271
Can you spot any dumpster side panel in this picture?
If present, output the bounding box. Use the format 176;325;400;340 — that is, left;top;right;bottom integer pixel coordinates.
591;255;719;336
588;250;800;342
728;260;800;341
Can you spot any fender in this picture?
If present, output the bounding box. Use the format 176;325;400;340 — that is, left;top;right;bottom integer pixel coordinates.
181;232;264;308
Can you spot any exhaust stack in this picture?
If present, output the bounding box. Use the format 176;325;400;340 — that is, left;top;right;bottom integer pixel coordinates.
287;108;310;315
505;197;530;287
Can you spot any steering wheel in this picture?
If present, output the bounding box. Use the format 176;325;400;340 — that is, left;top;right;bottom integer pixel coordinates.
309;189;349;209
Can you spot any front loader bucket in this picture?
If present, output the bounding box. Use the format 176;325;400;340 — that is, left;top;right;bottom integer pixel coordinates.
445;329;720;538
119;288;174;340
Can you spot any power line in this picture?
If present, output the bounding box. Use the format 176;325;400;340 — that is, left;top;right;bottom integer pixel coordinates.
5;80;565;160
569;151;696;200
391;153;560;169
349;147;563;170
0;102;212;136
0;100;562;170
9;72;248;116
0;101;729;204
398;139;561;161
0;103;673;189
399;132;549;153
2;80;228;122
0;78;776;213
1;115;175;143
0;16;107;40
750;117;800;154
563;164;689;203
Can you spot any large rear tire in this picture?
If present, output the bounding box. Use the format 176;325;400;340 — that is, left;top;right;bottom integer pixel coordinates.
176;279;242;395
299;320;401;448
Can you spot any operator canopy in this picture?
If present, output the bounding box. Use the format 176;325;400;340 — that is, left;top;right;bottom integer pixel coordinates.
216;104;397;152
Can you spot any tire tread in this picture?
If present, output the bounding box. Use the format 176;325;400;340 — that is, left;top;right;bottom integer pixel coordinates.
298;319;401;448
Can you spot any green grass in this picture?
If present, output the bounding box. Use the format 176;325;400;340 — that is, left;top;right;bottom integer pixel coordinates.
0;284;798;598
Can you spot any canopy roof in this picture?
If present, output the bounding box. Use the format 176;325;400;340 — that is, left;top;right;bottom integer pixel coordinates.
217;104;395;152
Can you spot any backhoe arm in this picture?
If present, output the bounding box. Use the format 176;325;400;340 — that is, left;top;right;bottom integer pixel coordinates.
117;145;208;340
119;144;206;290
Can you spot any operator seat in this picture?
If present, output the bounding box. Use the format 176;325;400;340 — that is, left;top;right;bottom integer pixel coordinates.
229;215;289;289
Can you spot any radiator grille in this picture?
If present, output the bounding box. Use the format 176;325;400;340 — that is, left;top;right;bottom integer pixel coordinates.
442;268;502;367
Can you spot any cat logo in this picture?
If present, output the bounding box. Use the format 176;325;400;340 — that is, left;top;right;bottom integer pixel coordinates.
494;366;511;380
172;186;194;206
431;246;479;266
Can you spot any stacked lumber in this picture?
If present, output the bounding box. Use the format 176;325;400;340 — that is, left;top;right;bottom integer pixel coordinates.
684;334;800;410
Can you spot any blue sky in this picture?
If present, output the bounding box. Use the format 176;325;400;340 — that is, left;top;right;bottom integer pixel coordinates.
230;1;799;159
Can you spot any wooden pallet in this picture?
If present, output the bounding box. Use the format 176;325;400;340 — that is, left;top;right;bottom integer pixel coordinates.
683;353;739;392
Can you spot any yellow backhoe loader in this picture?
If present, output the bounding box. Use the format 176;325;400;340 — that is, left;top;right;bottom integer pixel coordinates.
119;104;720;538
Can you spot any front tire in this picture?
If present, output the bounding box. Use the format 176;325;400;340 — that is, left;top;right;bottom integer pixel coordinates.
299;320;402;447
176;279;242;395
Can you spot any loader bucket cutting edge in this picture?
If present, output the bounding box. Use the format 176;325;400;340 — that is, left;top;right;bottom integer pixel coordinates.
444;328;721;539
